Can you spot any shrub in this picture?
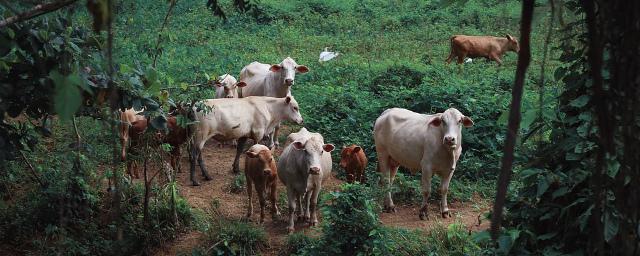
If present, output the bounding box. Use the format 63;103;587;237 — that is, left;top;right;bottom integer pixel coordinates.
198;219;268;256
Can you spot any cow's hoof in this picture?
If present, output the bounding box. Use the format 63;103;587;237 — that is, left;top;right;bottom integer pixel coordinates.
204;176;213;181
287;227;295;234
384;206;396;213
309;221;317;227
419;211;428;221
441;211;451;218
191;181;200;186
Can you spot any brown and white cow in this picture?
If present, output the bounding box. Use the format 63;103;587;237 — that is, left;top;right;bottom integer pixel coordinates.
278;128;334;233
239;57;309;148
120;108;146;162
215;74;247;99
446;35;519;65
244;144;280;224
340;144;368;183
374;108;474;220
189;96;303;186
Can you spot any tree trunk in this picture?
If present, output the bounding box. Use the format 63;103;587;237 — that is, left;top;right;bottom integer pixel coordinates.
490;0;535;241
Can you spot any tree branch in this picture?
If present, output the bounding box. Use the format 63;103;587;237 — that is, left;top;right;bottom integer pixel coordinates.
0;0;78;29
152;0;177;67
490;0;535;241
19;150;46;188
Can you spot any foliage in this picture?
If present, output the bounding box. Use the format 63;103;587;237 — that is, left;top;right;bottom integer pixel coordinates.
196;218;268;256
285;183;484;256
229;173;246;194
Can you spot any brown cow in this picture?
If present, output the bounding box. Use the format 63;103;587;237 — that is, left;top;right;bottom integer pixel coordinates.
446;35;519;65
244;144;280;224
164;116;188;173
339;145;368;183
125;119;148;178
121;112;188;178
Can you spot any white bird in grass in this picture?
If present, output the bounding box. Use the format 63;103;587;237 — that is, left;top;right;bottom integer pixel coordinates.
319;47;340;62
464;57;473;64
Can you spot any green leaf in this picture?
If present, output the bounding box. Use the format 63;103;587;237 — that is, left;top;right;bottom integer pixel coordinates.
569;95;590;108
551;186;569;199
537;232;557;240
606;158;620;179
50;70;82;122
471;230;491;243
537;176;550;197
604;211;619;242
520;108;538;129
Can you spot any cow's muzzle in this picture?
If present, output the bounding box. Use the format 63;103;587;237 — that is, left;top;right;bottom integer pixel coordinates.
309;167;320;175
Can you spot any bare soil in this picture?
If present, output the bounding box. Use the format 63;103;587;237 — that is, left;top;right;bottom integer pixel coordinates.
152;142;490;256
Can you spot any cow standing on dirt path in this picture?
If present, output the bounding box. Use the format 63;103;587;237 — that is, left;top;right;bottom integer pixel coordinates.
189;96;303;186
239;57;309;148
278;128;334;233
244;144;280;224
374;108;474;220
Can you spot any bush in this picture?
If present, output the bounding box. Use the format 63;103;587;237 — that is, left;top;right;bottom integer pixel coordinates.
281;233;320;256
229;174;246;194
197;219;268;256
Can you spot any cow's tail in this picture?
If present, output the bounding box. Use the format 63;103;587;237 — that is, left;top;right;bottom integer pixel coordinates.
446;36;458;63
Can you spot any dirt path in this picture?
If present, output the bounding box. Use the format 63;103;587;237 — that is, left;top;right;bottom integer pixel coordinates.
152;142;490;255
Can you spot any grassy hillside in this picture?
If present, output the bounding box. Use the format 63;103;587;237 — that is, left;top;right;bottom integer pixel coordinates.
110;0;560;183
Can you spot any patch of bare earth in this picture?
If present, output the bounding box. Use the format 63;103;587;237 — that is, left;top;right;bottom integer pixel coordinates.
152;141;490;256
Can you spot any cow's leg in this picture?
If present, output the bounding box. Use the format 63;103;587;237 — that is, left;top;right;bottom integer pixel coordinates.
270;181;280;220
377;151;396;212
419;164;434;220
303;190;311;222
197;148;212;181
189;142;202;186
309;187;320;226
272;124;281;149
232;137;248;174
256;182;267;224
246;175;253;220
297;194;304;221
440;170;454;218
489;53;503;65
286;190;297;234
446;52;455;64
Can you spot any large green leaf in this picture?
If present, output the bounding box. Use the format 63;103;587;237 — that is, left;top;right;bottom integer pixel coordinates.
50;70;82;122
604;211;619;242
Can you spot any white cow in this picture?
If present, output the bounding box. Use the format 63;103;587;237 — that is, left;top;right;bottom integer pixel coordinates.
188;96;304;186
373;108;474;219
278;127;334;233
215;74;246;99
239;57;309;148
214;74;246;148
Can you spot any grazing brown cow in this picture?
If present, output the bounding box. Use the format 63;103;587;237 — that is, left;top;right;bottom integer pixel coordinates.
339;145;368;183
244;144;280;224
446;35;519;65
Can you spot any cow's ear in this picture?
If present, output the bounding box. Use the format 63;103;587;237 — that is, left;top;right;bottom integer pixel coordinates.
246;151;259;158
462;116;474;127
353;146;362;153
429;117;442;127
285;96;292;104
236;81;247;88
296;65;309;73
270;64;283;72
506;34;514;42
292;141;305;150
323;144;335;152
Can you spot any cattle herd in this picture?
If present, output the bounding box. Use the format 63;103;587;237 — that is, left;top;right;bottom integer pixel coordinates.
118;35;518;233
